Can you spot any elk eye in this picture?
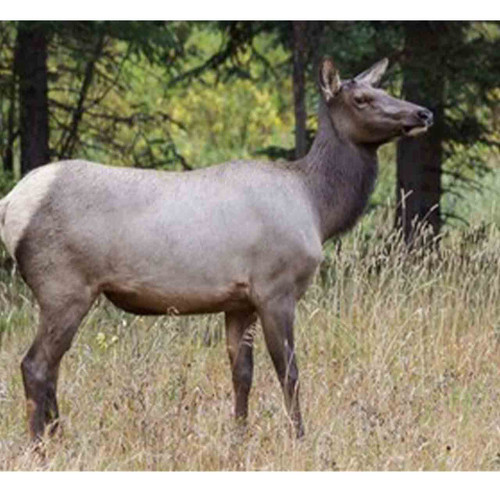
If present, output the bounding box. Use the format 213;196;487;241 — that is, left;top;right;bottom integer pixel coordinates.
354;96;368;107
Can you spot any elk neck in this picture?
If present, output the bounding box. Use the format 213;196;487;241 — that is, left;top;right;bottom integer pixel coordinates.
296;99;379;243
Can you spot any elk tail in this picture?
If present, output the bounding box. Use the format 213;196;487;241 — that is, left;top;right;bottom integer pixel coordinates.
0;196;9;251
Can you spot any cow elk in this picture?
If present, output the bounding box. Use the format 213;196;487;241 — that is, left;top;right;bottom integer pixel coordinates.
0;56;432;441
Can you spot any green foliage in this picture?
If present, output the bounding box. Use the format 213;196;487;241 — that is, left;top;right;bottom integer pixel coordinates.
163;26;293;167
46;22;194;168
167;53;293;167
0;169;14;197
33;21;295;170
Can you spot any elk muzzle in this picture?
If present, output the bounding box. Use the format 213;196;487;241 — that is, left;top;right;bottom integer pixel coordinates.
402;107;433;137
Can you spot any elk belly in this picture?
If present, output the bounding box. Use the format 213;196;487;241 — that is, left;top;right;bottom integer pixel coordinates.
102;280;251;315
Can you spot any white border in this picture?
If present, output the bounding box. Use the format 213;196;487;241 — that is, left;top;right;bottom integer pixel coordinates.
1;1;499;21
1;471;498;499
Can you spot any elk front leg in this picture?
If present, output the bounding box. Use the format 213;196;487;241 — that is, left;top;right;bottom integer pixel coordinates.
225;310;257;423
258;295;304;438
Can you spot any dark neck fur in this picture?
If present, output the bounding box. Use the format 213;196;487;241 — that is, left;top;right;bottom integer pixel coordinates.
296;100;379;243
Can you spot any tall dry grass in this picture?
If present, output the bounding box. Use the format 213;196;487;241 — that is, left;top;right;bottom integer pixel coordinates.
1;214;500;470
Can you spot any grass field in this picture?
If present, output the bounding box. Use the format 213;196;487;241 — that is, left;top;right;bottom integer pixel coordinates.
1;169;500;471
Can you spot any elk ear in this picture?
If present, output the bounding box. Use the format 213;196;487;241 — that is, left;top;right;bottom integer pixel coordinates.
354;58;389;87
319;57;341;102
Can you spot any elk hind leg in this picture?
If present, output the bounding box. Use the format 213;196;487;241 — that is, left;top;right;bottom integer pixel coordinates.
21;286;95;441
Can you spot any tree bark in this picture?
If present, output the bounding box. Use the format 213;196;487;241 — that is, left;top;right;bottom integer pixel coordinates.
292;21;308;160
396;22;445;247
16;22;50;175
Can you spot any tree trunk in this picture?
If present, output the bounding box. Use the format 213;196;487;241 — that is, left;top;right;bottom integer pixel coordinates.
292;21;308;159
396;22;445;247
16;22;50;176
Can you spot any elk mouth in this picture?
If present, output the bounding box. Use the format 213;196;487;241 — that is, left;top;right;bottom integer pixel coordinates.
402;124;429;137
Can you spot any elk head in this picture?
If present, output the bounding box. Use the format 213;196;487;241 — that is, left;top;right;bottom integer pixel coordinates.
319;57;433;146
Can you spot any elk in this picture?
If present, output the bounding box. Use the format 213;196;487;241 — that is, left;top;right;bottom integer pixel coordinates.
0;57;432;441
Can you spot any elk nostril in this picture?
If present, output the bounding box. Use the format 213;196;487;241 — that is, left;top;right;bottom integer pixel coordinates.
417;109;433;123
